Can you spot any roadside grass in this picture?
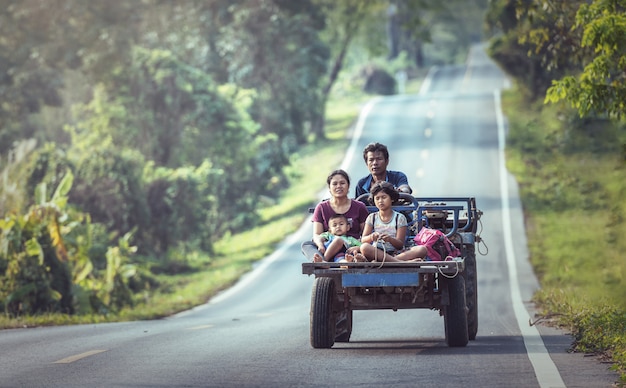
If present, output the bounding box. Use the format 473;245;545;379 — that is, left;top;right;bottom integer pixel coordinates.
502;87;626;383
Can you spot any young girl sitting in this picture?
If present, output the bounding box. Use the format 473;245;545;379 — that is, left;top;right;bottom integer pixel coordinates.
359;182;424;262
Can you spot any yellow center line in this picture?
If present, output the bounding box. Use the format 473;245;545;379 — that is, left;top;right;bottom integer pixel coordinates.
53;349;108;364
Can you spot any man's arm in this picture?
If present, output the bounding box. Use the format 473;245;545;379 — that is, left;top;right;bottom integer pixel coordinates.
391;171;412;194
397;184;412;193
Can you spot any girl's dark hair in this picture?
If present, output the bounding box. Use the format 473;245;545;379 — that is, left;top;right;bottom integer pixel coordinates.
327;169;350;186
369;181;399;202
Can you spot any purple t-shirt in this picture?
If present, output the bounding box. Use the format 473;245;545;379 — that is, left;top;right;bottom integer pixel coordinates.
312;200;369;239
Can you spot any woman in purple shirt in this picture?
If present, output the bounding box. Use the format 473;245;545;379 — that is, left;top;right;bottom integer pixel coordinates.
301;169;369;262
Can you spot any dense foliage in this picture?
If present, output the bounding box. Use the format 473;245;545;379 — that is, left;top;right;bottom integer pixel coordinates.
0;0;329;316
487;0;626;116
0;0;486;316
545;0;626;118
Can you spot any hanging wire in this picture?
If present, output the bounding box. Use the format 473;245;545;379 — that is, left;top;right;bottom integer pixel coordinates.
373;237;388;269
438;260;460;278
475;216;489;256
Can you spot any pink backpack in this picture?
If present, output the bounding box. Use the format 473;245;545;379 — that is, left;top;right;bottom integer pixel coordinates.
414;227;461;261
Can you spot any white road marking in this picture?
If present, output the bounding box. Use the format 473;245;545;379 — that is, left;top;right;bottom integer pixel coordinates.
495;90;566;388
204;225;306;306
180;98;384;312
187;324;214;330
424;128;432;138
53;349;107;364
419;67;438;95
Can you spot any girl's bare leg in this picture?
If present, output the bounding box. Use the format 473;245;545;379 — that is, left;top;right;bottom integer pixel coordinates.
360;243;399;262
393;246;428;261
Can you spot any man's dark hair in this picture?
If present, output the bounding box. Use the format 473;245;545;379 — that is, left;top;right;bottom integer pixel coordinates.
362;142;389;162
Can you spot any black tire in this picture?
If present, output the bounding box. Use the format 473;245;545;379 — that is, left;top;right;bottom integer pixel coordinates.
310;277;336;348
335;309;353;342
463;246;478;340
444;275;469;347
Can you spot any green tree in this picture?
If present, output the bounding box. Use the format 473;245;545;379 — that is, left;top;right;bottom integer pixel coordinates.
311;0;382;139
545;0;626;118
486;0;584;99
66;60;263;254
217;0;329;151
0;0;148;155
0;0;65;154
394;0;487;67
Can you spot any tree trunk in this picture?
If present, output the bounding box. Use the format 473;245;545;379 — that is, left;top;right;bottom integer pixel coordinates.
311;28;355;141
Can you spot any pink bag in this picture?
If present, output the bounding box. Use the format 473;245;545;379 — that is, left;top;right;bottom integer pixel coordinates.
414;227;461;261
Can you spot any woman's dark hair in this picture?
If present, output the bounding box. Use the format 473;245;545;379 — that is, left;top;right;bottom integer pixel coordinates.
362;142;389;162
369;181;399;202
327;169;350;186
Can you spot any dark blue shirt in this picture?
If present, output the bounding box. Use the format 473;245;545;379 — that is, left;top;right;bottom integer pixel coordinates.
355;170;411;197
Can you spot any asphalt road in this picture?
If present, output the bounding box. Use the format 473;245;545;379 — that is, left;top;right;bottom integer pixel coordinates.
0;44;619;388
